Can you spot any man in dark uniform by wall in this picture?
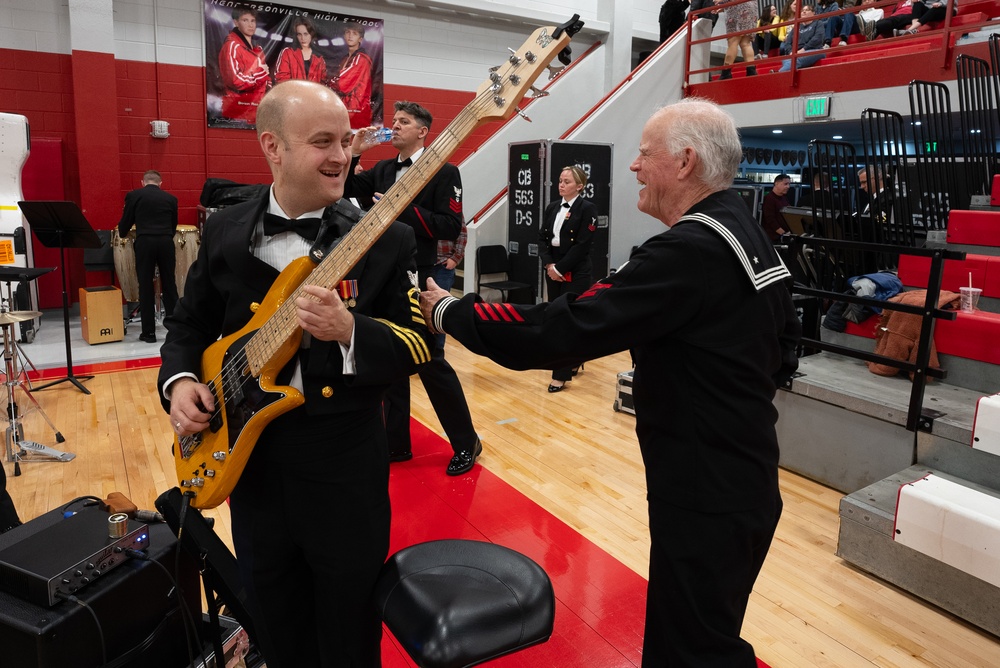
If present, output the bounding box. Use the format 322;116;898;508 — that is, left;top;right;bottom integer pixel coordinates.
117;169;178;343
158;80;431;667
420;98;801;667
348;101;481;476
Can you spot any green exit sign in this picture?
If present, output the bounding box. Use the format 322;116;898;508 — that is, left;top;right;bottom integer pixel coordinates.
521;153;530;160
803;95;832;119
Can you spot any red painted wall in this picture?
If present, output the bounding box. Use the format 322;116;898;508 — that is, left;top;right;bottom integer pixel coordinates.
2;47;491;307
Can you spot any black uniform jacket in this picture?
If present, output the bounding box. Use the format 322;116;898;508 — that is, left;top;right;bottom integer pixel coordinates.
345;155;462;267
157;194;432;417
440;189;801;513
539;197;599;278
118;184;178;237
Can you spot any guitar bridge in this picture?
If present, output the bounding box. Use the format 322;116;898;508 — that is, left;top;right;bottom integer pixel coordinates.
179;432;202;459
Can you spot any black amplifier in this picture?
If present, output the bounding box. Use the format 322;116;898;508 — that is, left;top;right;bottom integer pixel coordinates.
0;505;149;606
0;504;200;668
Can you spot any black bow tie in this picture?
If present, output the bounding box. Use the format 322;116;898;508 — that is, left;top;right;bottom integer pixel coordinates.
561;202;571;208
396;158;413;170
263;212;322;241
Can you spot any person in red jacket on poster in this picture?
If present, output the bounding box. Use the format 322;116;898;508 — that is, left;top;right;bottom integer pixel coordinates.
274;17;328;84
218;6;270;124
332;22;373;129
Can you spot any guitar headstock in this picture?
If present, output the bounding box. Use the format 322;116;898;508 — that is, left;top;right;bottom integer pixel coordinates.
472;15;583;124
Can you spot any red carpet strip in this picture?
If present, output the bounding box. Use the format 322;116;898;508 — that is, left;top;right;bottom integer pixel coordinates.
383;419;772;668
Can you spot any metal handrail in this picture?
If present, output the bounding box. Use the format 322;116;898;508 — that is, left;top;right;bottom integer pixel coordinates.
784;234;965;432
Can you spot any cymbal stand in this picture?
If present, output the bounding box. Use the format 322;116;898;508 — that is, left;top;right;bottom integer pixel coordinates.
0;299;39;391
1;322;74;476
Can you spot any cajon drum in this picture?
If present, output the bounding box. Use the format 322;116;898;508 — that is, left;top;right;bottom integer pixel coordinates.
79;286;123;344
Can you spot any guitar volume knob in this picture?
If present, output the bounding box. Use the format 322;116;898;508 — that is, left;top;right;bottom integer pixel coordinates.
204;470;216;478
213;451;227;461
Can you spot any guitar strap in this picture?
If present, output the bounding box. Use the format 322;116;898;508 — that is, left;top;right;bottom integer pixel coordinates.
309;199;364;263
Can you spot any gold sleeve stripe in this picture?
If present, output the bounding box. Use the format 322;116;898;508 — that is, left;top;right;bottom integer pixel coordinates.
374;318;431;364
407;288;423;325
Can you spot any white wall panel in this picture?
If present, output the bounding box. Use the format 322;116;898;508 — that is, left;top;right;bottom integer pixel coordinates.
5;3;67;54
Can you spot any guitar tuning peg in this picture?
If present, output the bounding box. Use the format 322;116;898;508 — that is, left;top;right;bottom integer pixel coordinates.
546;64;565;80
529;86;549;99
514;107;532;123
489;65;501;73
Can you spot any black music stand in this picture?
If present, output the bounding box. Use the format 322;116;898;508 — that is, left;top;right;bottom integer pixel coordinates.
16;201;102;395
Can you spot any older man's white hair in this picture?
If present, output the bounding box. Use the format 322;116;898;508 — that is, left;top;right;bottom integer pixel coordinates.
656;98;742;192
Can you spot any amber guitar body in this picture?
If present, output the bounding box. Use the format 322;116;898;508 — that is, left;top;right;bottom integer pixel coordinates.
175;258;312;509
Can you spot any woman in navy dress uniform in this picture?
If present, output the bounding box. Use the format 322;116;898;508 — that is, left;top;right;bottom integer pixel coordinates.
539;166;599;392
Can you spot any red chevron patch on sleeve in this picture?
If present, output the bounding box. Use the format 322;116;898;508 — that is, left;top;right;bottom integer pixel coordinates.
579;282;612;300
474;302;526;322
450;199;462;213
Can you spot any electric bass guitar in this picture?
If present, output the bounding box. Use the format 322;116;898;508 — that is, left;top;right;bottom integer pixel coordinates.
174;17;583;508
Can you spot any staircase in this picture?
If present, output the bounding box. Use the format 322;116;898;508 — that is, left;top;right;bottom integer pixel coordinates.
776;204;1000;636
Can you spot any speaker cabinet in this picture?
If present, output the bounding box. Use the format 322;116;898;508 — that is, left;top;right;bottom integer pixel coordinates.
79;286;123;344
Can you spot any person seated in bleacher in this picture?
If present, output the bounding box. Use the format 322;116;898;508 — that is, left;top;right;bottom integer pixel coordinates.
815;0;843;28
902;0;958;34
825;0;885;46
874;0;915;38
776;0;798;47
777;4;826;71
754;5;781;58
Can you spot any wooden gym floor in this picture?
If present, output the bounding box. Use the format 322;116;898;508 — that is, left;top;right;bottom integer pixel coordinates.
5;342;1000;667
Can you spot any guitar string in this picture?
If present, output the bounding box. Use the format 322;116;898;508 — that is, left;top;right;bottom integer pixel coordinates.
187;54;544;445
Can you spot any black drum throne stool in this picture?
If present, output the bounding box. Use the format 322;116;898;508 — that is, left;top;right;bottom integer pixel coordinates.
156;489;555;667
375;539;555;667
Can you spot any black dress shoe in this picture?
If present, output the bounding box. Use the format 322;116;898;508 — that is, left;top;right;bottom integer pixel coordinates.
388;450;413;463
446;439;482;476
139;333;157;343
547;383;565;393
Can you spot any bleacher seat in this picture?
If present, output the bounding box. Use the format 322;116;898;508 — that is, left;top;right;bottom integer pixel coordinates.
924;11;990;32
839;299;1000;365
935;310;1000;365
897;254;997;297
948;210;1000;247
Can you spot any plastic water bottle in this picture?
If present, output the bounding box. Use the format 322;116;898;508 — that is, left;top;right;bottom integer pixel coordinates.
364;127;393;144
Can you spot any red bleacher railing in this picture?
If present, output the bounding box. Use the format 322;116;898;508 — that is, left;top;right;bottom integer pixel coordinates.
684;0;989;85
